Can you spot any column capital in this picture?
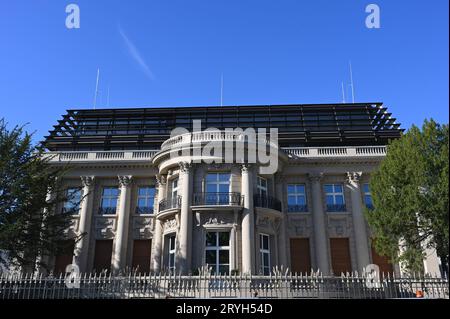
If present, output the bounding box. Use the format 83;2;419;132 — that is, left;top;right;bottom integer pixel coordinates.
118;175;133;187
346;172;362;184
80;176;95;187
308;172;323;182
179;161;193;173
241;164;252;173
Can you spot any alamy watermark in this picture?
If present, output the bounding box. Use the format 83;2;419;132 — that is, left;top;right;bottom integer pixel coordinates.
365;4;380;29
167;120;279;174
65;4;80;29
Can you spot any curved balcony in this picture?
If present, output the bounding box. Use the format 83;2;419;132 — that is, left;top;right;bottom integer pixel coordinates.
253;194;282;211
193;192;243;206
158;196;181;212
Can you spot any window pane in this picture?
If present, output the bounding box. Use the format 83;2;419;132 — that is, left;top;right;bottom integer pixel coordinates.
138;187;148;196
205;250;216;265
219;250;229;264
298;196;306;205
263;253;269;266
296;185;305;193
206;232;217;246
206;174;216;182
219;174;230;182
324;185;333;193
218;232;230;246
219;184;229;193
326;195;334;205
287;185;295;194
206;184;216;193
137;198;147;208
363;184;370;193
263;236;269;250
335;195;344;204
218;265;229;275
169;236;175;250
365;195;372;205
334;184;343;193
287;196;296;205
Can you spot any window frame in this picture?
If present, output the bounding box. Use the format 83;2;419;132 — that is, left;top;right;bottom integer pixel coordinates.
363;183;373;209
204;231;230;275
63;187;82;214
256;176;268;197
259;233;271;275
324;184;346;212
99;187;119;215
136;186;156;214
168;235;176;274
205;173;231;205
287;184;307;212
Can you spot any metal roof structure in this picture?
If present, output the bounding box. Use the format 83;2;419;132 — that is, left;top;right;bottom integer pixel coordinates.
44;103;403;151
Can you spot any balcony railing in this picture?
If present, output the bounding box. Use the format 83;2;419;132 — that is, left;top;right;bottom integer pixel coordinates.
326;204;347;212
287;204;308;213
192;192;243;206
98;207;117;215
158;196;181;212
253;194;282;211
135;206;154;214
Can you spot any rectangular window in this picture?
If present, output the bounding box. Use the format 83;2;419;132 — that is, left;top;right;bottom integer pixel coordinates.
100;187;119;214
324;184;346;212
257;176;268;197
170;179;179;208
205;231;230;274
63;187;82;214
136;186;155;214
168;235;176;274
363;184;373;209
259;234;271;275
205;173;230;204
287;184;307;212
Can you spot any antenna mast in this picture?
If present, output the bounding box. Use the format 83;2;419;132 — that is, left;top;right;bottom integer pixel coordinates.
93;68;100;109
220;73;223;107
349;61;355;103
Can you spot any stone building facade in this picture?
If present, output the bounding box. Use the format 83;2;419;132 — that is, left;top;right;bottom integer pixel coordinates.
43;103;442;276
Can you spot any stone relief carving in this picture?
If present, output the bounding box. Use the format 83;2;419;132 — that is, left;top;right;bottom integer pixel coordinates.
95;217;116;239
163;218;178;232
328;216;351;237
179;161;193;173
288;216;311;237
80;176;95;187
118;175;133;187
133;216;154;239
346;172;362;184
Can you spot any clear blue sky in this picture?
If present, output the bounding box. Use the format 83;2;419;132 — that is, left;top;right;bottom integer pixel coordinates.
0;0;448;141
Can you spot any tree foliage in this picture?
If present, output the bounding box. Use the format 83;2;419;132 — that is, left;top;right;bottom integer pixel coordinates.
0;119;80;272
366;119;449;273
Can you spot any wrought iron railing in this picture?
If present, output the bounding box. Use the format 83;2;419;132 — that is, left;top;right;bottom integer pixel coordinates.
0;272;447;299
98;207;117;215
193;192;243;206
135;206;154;214
287;204;308;213
253;194;282;211
326;204;347;212
158;196;181;212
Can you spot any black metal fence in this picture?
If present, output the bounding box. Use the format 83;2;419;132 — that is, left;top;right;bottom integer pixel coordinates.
1;272;448;299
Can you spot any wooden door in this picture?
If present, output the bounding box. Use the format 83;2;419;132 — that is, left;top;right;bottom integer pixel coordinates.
54;240;75;275
290;238;312;273
371;243;394;274
330;238;352;274
132;240;152;273
93;240;113;274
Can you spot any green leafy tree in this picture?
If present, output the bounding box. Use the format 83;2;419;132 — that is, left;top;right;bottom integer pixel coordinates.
366;119;449;274
0;119;81;273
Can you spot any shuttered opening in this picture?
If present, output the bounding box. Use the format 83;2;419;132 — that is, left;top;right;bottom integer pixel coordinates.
54;240;75;275
132;240;152;273
371;243;394;274
330;238;352;274
93;240;113;274
290;238;311;273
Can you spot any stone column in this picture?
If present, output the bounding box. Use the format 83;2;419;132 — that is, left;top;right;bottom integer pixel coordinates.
112;175;133;273
152;174;166;272
275;174;287;268
308;173;330;275
241;164;255;274
346;172;370;272
177;162;193;274
74;176;95;273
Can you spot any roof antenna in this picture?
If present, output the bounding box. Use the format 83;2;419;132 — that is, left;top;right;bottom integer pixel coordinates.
349;61;355;103
341;81;346;103
220;73;224;106
93;68;100;109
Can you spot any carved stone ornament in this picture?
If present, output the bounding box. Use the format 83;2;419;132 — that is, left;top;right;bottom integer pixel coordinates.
80;176;95;187
118;175;133;187
163;218;178;232
346;172;362;184
307;173;323;182
179;161;193;173
156;174;167;187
